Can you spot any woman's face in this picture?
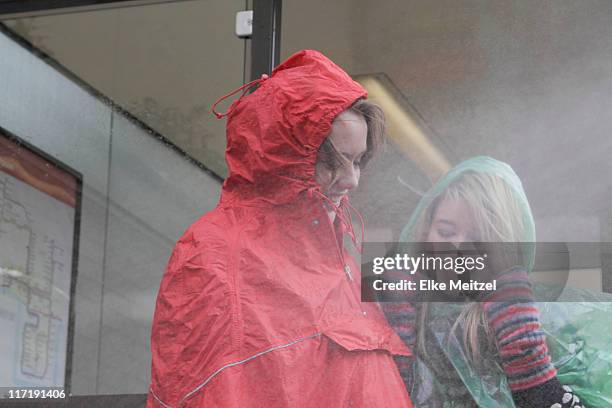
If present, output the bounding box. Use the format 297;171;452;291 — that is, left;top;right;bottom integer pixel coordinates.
427;195;478;245
315;110;368;206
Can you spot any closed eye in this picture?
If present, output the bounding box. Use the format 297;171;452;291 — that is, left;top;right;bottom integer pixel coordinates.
437;229;456;238
352;153;365;169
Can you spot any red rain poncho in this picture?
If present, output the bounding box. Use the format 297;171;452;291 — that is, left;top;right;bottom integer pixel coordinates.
147;50;413;408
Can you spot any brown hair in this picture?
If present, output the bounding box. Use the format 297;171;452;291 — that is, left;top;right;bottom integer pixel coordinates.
317;98;385;173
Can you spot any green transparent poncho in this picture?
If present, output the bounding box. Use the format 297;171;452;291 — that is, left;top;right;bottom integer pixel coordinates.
397;156;612;407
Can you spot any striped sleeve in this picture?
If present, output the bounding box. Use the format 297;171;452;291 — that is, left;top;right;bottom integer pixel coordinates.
482;268;557;392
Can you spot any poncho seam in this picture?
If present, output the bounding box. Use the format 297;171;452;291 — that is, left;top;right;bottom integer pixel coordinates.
178;333;323;406
149;387;171;408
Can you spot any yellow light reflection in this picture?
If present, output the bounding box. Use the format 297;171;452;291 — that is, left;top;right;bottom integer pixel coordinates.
355;74;451;182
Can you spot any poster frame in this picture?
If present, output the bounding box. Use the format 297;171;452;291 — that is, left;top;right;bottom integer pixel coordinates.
0;124;82;395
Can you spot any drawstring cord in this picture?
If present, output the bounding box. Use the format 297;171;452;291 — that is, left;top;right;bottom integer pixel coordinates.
211;74;270;119
307;186;365;253
340;196;365;254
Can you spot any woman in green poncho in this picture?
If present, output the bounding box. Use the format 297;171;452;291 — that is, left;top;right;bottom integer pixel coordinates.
383;156;587;408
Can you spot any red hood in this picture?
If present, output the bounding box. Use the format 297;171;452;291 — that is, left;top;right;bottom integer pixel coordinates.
220;50;367;206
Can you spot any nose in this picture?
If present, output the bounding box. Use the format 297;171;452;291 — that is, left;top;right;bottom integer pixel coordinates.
335;164;359;191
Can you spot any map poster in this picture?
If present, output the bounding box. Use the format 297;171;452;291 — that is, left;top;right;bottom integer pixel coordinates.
0;127;81;395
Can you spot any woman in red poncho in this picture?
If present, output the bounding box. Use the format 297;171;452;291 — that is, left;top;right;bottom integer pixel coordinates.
147;50;413;408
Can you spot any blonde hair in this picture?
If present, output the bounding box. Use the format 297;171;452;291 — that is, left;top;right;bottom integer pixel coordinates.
415;170;526;362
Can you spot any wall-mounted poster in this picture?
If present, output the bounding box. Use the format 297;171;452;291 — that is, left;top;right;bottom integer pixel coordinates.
0;126;81;394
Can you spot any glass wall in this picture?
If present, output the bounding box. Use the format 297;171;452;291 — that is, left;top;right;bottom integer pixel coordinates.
282;0;612;291
0;0;248;395
3;0;249;177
